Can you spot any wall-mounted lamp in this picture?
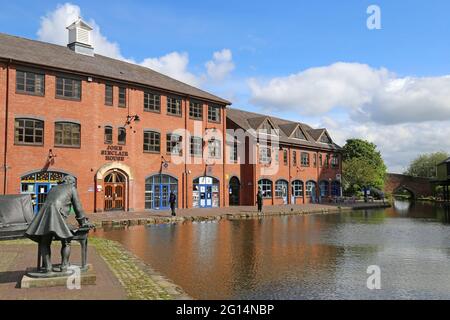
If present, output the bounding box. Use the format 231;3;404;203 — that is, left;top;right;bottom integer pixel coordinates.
47;149;57;162
125;114;140;127
161;156;169;169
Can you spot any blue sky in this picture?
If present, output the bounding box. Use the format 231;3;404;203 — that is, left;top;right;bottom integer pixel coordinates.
1;1;450;172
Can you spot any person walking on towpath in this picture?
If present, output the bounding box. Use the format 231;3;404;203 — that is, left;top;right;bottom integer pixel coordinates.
256;188;263;213
170;191;177;217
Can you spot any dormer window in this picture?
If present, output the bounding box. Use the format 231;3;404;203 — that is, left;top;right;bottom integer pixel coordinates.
260;120;277;136
293;127;306;140
320;133;332;144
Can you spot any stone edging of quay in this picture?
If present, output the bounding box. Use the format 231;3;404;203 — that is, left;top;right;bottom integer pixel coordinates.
96;203;391;229
89;237;192;300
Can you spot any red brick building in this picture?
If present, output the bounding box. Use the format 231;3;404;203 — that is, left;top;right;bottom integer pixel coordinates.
0;20;342;214
226;109;342;207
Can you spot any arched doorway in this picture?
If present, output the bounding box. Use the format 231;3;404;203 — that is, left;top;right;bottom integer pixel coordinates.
20;171;75;214
145;174;178;210
229;176;240;206
331;181;341;197
193;176;220;208
275;180;288;204
104;170;127;211
319;180;330;202
292;180;304;204
306;180;317;203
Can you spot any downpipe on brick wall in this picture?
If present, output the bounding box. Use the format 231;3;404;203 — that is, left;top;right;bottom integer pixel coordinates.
2;59;11;194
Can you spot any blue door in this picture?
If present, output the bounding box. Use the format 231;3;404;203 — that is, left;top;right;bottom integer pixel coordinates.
199;185;213;208
145;175;178;210
154;184;175;210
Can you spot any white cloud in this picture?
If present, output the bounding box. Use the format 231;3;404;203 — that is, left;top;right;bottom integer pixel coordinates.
205;49;235;81
320;116;450;173
37;2;125;60
249;62;450;125
36;3;235;87
141;52;200;86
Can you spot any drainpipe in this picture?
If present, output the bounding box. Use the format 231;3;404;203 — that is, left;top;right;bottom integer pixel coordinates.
184;97;188;209
3;59;11;195
222;107;226;207
288;147;291;204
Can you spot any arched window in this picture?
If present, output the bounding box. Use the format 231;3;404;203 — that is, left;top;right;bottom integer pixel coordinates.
275;180;288;198
104;126;113;144
21;171;75;214
306;181;317;197
331;181;341;197
258;179;272;198
319;180;329;197
14;118;44;145
118;127;126;145
292;180;304;197
55;122;80;147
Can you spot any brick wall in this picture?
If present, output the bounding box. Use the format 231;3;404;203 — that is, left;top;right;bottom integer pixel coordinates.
3;64;226;213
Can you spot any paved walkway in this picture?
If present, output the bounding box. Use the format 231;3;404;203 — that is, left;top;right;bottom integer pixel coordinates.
86;201;390;228
0;238;190;300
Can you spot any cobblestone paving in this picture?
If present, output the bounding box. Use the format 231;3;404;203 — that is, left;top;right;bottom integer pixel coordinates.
89;237;190;300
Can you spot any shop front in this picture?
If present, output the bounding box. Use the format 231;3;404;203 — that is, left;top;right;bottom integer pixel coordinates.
20;171;74;214
193;176;220;208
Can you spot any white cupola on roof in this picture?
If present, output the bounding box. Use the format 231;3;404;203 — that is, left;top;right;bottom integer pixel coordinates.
66;18;94;56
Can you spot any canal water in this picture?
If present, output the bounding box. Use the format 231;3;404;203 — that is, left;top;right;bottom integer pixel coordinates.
94;200;450;300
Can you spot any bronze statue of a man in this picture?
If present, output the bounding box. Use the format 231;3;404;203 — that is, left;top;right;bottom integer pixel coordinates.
25;175;90;273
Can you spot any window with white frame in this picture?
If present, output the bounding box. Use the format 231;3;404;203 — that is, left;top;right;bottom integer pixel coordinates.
301;152;310;167
292;180;304;197
275;180;288;198
259;146;271;164
208;138;221;158
258;179;272;198
306;181;316;197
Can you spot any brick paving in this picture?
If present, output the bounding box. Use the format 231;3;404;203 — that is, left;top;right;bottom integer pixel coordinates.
0;238;190;300
0;240;127;300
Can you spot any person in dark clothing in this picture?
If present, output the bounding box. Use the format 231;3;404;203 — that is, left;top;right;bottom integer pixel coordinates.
256;188;263;213
169;191;177;216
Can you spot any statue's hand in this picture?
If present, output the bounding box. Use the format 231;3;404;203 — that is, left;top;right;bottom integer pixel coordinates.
77;217;95;229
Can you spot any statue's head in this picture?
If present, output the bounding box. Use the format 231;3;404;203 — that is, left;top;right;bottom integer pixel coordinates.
62;175;76;186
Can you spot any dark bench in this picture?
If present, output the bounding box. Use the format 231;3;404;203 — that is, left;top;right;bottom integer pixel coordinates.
0;195;33;240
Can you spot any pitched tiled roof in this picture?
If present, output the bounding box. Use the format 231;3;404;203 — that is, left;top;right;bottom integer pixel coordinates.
227;108;341;150
278;123;299;137
0;33;230;105
307;128;326;141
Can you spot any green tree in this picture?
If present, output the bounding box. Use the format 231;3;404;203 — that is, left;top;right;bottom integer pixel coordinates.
404;152;449;178
342;139;387;194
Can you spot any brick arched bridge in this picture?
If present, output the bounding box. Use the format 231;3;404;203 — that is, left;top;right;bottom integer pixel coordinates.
385;173;433;198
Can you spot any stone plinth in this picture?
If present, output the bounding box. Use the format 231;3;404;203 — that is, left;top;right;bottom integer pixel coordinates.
20;264;96;289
